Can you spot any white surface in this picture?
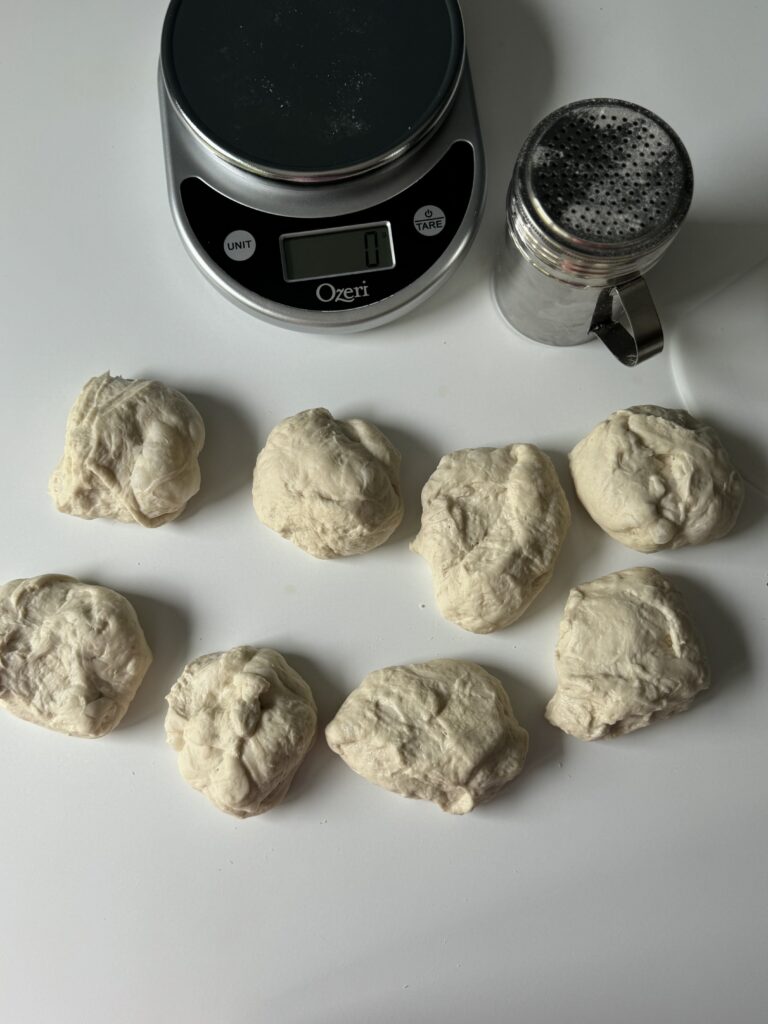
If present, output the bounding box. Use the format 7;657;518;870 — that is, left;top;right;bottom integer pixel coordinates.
672;257;768;494
1;2;767;1022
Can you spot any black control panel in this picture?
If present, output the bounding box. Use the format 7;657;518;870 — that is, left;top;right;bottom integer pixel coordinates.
180;141;475;311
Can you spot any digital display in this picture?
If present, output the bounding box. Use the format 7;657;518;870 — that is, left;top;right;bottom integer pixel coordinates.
281;223;395;282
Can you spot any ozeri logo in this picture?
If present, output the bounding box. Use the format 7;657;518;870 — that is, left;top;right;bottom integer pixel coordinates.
315;281;370;304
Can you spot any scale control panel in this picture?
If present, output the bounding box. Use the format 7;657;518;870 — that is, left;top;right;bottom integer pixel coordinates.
180;141;475;311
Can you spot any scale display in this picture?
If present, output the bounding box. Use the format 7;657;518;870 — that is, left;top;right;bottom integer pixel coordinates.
281;224;395;282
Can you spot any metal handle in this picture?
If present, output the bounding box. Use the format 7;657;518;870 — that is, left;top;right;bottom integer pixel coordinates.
590;277;663;367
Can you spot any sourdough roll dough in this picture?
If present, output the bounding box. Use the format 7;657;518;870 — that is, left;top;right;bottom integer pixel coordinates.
570;405;744;552
0;575;152;737
546;567;709;740
50;372;205;528
252;407;403;558
411;445;570;633
165;647;317;818
326;659;529;814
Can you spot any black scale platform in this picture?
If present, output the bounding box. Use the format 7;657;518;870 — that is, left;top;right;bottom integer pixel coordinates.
163;0;465;180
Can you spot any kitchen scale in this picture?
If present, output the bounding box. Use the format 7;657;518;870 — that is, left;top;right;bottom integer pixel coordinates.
159;0;485;332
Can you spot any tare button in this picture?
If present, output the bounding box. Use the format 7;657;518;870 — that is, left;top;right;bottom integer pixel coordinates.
223;229;256;261
413;205;446;236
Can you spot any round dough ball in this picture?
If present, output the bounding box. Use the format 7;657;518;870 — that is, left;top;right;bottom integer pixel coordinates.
326;659;529;814
411;445;570;633
50;372;205;528
165;647;317;818
252;408;403;558
546;567;709;740
0;574;152;738
570;405;744;552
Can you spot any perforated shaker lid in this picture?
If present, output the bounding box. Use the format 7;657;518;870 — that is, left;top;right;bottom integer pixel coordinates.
161;0;465;182
514;99;694;257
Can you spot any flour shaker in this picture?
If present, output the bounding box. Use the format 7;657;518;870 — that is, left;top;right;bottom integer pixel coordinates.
493;99;693;366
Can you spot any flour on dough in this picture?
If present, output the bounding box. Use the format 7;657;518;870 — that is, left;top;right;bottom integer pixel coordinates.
326;659;528;813
411;445;570;633
50;372;205;528
570;405;743;552
252;408;403;558
0;574;152;737
546;567;709;740
165;647;317;818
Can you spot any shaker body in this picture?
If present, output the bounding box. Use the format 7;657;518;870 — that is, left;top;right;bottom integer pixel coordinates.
494;220;604;347
493;99;693;364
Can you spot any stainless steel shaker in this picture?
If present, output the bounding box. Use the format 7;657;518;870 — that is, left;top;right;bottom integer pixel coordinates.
493;99;693;366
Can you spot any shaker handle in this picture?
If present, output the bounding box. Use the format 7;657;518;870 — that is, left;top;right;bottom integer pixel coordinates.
590;277;664;367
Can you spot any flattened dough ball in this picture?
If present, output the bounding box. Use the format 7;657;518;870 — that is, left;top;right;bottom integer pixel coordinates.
165;647;317;818
570;405;744;552
50;372;205;527
546;567;709;740
411;445;570;633
252;408;403;558
0;575;152;737
326;659;529;814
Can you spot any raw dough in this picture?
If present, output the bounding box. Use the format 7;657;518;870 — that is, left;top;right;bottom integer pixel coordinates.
252;408;403;558
50;372;205;528
569;405;744;552
545;567;709;740
0;574;152;737
325;659;529;814
411;445;570;633
165;646;317;818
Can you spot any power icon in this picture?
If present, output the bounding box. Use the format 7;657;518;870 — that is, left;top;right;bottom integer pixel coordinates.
413;205;446;237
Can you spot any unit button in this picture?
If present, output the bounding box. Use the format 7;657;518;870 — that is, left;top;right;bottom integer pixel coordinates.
413;205;446;236
223;229;256;261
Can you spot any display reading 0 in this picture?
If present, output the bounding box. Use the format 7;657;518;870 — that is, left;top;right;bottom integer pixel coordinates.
281;223;395;282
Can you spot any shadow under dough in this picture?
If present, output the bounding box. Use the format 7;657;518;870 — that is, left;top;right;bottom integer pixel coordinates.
667;574;753;703
180;390;260;517
276;650;349;808
368;421;445;545
524;447;611;624
705;419;768;510
115;590;192;730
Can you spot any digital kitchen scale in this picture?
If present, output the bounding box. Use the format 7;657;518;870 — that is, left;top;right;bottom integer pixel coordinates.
159;0;485;332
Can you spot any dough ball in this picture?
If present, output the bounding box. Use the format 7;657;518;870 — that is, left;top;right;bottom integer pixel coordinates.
0;574;152;737
252;408;403;558
411;445;570;633
326;659;528;814
165;647;317;818
50;372;205;528
546;567;709;740
570;405;744;552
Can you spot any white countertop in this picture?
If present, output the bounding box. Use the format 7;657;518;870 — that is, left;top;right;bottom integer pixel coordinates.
1;2;767;1022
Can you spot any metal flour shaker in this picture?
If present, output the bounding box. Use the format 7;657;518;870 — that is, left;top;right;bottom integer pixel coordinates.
493;99;693;366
